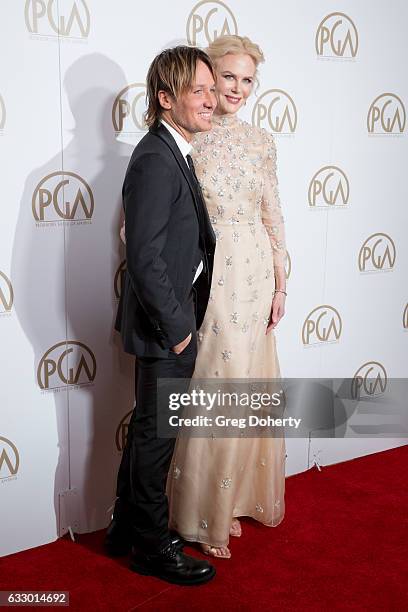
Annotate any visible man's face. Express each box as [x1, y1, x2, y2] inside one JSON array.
[[161, 60, 217, 141]]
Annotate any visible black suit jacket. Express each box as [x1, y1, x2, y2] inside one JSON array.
[[115, 123, 216, 358]]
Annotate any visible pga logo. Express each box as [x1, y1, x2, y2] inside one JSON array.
[[0, 271, 14, 314], [115, 410, 133, 452], [37, 341, 96, 390], [367, 94, 406, 134], [351, 362, 387, 400], [302, 305, 342, 346], [0, 436, 20, 480], [32, 171, 94, 223], [358, 233, 396, 273], [187, 0, 238, 46], [112, 84, 147, 135], [308, 166, 349, 208], [315, 12, 358, 58], [252, 89, 297, 134], [25, 0, 90, 38]]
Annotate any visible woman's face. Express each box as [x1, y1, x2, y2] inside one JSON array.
[[214, 53, 256, 115]]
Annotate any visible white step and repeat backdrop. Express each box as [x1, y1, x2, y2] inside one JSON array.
[[1, 0, 407, 557]]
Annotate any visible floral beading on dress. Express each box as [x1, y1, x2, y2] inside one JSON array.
[[167, 113, 286, 548]]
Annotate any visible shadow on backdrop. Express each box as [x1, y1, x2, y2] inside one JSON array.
[[11, 53, 138, 540]]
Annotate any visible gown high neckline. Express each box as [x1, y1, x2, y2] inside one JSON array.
[[211, 112, 239, 127]]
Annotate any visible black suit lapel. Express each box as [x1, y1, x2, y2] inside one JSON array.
[[151, 124, 201, 223], [151, 124, 216, 252]]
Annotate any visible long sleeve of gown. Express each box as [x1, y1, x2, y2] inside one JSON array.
[[260, 131, 287, 270]]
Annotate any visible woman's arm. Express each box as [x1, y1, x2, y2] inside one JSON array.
[[260, 130, 287, 331]]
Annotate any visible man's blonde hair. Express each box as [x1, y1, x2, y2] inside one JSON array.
[[145, 46, 215, 129]]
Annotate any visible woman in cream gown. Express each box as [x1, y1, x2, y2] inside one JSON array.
[[167, 36, 288, 558]]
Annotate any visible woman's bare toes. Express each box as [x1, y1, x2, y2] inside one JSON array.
[[230, 518, 242, 537], [201, 543, 231, 559], [214, 545, 231, 558]]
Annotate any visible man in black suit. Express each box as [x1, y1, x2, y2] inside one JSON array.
[[106, 47, 217, 585]]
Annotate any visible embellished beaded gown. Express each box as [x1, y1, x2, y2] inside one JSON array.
[[167, 113, 287, 548]]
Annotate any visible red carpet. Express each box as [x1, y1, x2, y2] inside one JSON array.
[[1, 445, 407, 611]]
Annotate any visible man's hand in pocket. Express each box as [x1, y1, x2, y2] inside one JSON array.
[[171, 332, 192, 355]]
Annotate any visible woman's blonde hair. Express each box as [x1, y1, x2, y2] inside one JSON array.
[[206, 35, 265, 80]]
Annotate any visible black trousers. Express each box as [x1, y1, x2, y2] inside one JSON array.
[[114, 323, 197, 552]]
